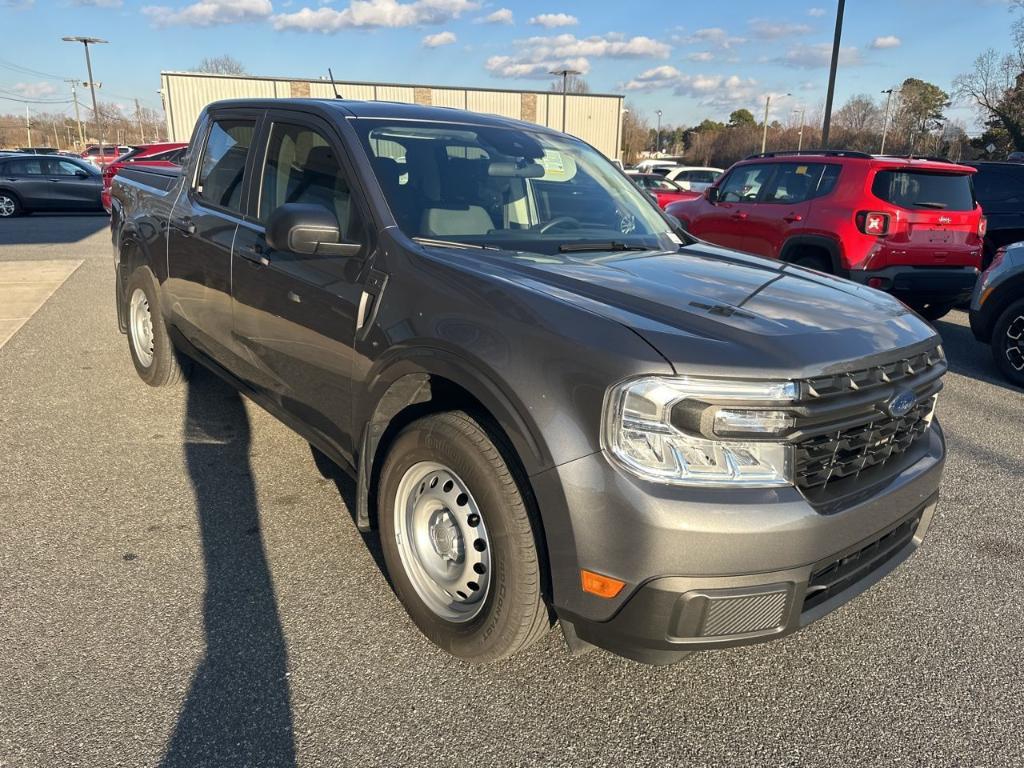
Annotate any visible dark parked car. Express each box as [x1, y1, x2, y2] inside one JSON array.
[[970, 242, 1024, 386], [968, 161, 1024, 268], [0, 153, 103, 217], [111, 99, 947, 665]]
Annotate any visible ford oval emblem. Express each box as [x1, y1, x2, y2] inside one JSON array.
[[887, 389, 917, 418]]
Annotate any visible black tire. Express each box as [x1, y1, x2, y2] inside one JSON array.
[[0, 190, 22, 218], [124, 268, 187, 387], [992, 297, 1024, 388], [789, 253, 832, 273], [910, 301, 955, 322], [378, 411, 550, 663]]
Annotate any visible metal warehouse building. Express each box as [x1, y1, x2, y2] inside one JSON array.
[[160, 71, 625, 159]]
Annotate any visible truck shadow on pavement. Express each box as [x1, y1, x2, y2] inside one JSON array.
[[160, 369, 296, 768]]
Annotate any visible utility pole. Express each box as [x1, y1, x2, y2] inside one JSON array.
[[549, 68, 581, 133], [879, 88, 895, 155], [821, 0, 846, 148], [25, 106, 32, 147], [65, 79, 85, 148], [62, 36, 108, 158], [134, 98, 146, 144], [53, 123, 60, 150], [794, 106, 806, 151], [761, 95, 772, 153], [656, 109, 663, 154]]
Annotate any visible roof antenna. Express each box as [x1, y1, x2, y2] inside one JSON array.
[[327, 68, 342, 99]]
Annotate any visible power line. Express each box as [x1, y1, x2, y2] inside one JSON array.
[[0, 94, 74, 104], [0, 57, 69, 81]]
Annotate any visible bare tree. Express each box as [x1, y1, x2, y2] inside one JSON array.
[[954, 45, 1024, 151], [620, 104, 650, 165], [194, 55, 247, 76], [833, 94, 882, 132], [548, 74, 590, 94]]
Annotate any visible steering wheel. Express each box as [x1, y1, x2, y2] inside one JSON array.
[[535, 216, 582, 234]]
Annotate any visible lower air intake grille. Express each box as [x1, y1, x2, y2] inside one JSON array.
[[803, 515, 920, 612], [700, 591, 789, 637]]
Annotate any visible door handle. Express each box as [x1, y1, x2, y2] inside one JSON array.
[[237, 249, 270, 267], [171, 216, 195, 235], [783, 214, 803, 223], [731, 212, 748, 220]]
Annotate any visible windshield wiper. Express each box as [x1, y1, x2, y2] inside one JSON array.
[[558, 241, 650, 253], [912, 201, 948, 209], [413, 237, 499, 251]]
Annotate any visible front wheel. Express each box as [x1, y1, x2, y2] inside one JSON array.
[[0, 191, 21, 218], [992, 298, 1024, 388], [378, 411, 550, 663]]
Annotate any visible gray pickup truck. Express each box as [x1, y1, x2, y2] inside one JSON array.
[[110, 98, 946, 665]]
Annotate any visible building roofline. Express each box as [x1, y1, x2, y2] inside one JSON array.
[[159, 70, 624, 100]]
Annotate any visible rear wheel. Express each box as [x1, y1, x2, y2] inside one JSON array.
[[910, 301, 956, 322], [0, 191, 21, 218], [378, 411, 550, 663], [125, 268, 187, 387], [992, 298, 1024, 388]]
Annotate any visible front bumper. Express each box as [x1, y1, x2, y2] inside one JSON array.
[[849, 265, 979, 304], [531, 425, 944, 665]]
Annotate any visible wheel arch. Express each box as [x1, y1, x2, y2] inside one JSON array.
[[0, 187, 24, 214], [979, 276, 1024, 343], [779, 235, 846, 277]]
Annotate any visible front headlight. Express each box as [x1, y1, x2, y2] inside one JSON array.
[[603, 376, 798, 487]]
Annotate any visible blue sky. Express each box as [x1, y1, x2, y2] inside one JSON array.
[[0, 0, 1019, 132]]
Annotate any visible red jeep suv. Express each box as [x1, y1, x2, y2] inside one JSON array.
[[665, 150, 985, 320]]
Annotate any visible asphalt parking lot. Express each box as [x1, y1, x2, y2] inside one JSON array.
[[1, 215, 1022, 768]]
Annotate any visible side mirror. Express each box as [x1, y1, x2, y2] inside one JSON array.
[[705, 187, 720, 204], [75, 170, 89, 178], [266, 203, 361, 257]]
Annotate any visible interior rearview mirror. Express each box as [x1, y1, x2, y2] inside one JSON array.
[[266, 203, 361, 257]]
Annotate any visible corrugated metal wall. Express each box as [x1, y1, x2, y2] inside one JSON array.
[[160, 72, 624, 158]]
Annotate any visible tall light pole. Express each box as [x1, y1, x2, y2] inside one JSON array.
[[62, 36, 108, 158], [549, 68, 581, 134], [794, 106, 806, 151], [820, 0, 846, 148], [761, 93, 791, 153], [879, 87, 895, 155], [656, 109, 663, 154]]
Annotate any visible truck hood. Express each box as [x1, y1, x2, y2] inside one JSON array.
[[428, 241, 939, 378]]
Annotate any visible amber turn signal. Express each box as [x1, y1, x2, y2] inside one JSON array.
[[580, 569, 625, 598]]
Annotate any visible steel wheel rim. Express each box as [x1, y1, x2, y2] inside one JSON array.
[[394, 461, 491, 623], [129, 287, 155, 368], [1006, 314, 1024, 372], [0, 196, 15, 217]]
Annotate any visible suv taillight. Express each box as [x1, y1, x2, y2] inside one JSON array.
[[856, 211, 890, 236], [979, 216, 988, 238]]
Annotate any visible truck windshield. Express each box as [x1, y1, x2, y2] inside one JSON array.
[[871, 170, 976, 211], [352, 119, 676, 255]]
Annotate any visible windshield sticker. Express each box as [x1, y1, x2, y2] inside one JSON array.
[[796, 165, 809, 175], [667, 232, 683, 244], [537, 151, 577, 182]]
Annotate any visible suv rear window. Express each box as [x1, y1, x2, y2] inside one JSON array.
[[871, 170, 975, 211]]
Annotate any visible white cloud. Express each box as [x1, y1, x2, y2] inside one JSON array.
[[422, 29, 456, 46], [684, 27, 745, 49], [748, 19, 811, 39], [475, 6, 511, 23], [72, 0, 124, 6], [777, 42, 861, 69], [143, 0, 271, 26], [686, 51, 714, 62], [807, 7, 825, 16], [528, 12, 576, 28], [622, 66, 758, 107], [273, 0, 478, 30], [11, 81, 57, 98], [485, 32, 670, 78], [870, 35, 901, 49]]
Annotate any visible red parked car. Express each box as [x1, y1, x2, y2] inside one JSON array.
[[101, 142, 188, 211], [626, 172, 701, 209], [666, 150, 985, 320], [80, 144, 133, 167]]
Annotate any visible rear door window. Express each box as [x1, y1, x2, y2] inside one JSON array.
[[196, 118, 255, 213], [7, 158, 44, 176], [972, 166, 1024, 209], [871, 170, 975, 211]]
